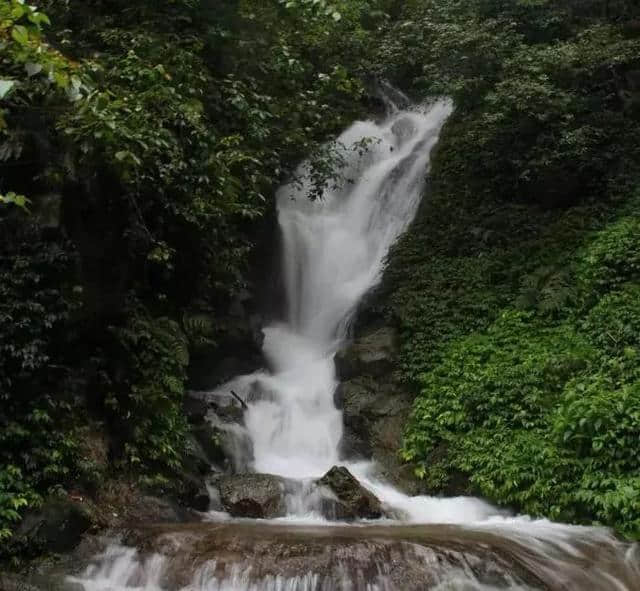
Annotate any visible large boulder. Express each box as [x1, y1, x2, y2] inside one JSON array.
[[317, 466, 382, 520], [334, 327, 397, 380], [90, 480, 197, 529], [218, 474, 286, 518]]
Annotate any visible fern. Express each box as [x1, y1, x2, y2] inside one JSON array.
[[152, 317, 190, 367], [182, 312, 215, 350], [517, 266, 575, 314]]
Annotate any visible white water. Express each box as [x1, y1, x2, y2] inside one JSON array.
[[66, 541, 537, 591], [221, 98, 516, 524], [247, 100, 450, 481]]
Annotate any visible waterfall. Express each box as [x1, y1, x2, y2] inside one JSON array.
[[244, 100, 453, 481]]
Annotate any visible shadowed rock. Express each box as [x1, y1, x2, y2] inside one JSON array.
[[335, 327, 397, 380], [17, 496, 92, 554]]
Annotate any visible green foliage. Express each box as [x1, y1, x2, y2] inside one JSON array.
[[398, 192, 640, 537], [404, 287, 640, 536], [576, 216, 640, 297], [376, 0, 640, 205], [0, 223, 88, 545], [0, 191, 28, 209], [0, 466, 38, 542], [182, 312, 216, 351], [0, 0, 384, 549], [367, 0, 640, 538], [109, 311, 190, 474]]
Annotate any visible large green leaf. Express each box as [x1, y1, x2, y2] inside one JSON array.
[[0, 80, 16, 100]]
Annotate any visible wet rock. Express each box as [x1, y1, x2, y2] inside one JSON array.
[[192, 422, 225, 465], [74, 523, 561, 590], [137, 496, 190, 523], [0, 575, 43, 591], [245, 380, 278, 404], [338, 378, 405, 457], [333, 382, 345, 409], [218, 474, 286, 518], [335, 374, 424, 493], [317, 466, 382, 520], [216, 422, 254, 473], [188, 307, 264, 392], [212, 401, 245, 424], [174, 455, 211, 512], [391, 117, 417, 146], [184, 434, 213, 476], [90, 480, 196, 528], [183, 393, 208, 424], [17, 495, 92, 553], [338, 430, 372, 460], [335, 327, 396, 380], [178, 472, 210, 512]]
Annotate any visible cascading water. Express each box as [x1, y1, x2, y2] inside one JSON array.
[[64, 100, 640, 591], [244, 98, 454, 482]]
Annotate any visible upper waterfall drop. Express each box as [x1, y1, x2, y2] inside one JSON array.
[[243, 100, 453, 481], [278, 100, 453, 344]]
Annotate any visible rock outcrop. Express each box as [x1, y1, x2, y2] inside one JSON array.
[[182, 391, 253, 474], [335, 326, 397, 380], [334, 326, 422, 494], [317, 466, 383, 520], [218, 474, 286, 518]]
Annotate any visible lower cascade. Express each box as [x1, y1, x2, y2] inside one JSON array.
[[63, 101, 639, 590]]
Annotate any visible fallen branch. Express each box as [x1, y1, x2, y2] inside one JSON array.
[[230, 390, 248, 410]]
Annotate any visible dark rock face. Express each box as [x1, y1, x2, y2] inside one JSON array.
[[215, 423, 254, 473], [334, 326, 426, 494], [335, 327, 397, 380], [90, 480, 198, 529], [189, 355, 260, 392], [317, 466, 382, 520], [214, 401, 245, 424], [183, 393, 209, 424], [17, 496, 92, 553], [183, 392, 251, 475], [337, 376, 415, 476], [178, 471, 211, 512], [192, 422, 226, 465], [218, 474, 286, 518]]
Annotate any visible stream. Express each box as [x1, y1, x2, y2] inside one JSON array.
[[65, 100, 639, 590]]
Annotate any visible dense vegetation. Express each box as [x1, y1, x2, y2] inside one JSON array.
[[374, 0, 640, 537], [0, 0, 386, 550], [1, 0, 640, 556]]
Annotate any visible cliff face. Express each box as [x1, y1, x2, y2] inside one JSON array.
[[333, 326, 418, 493]]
